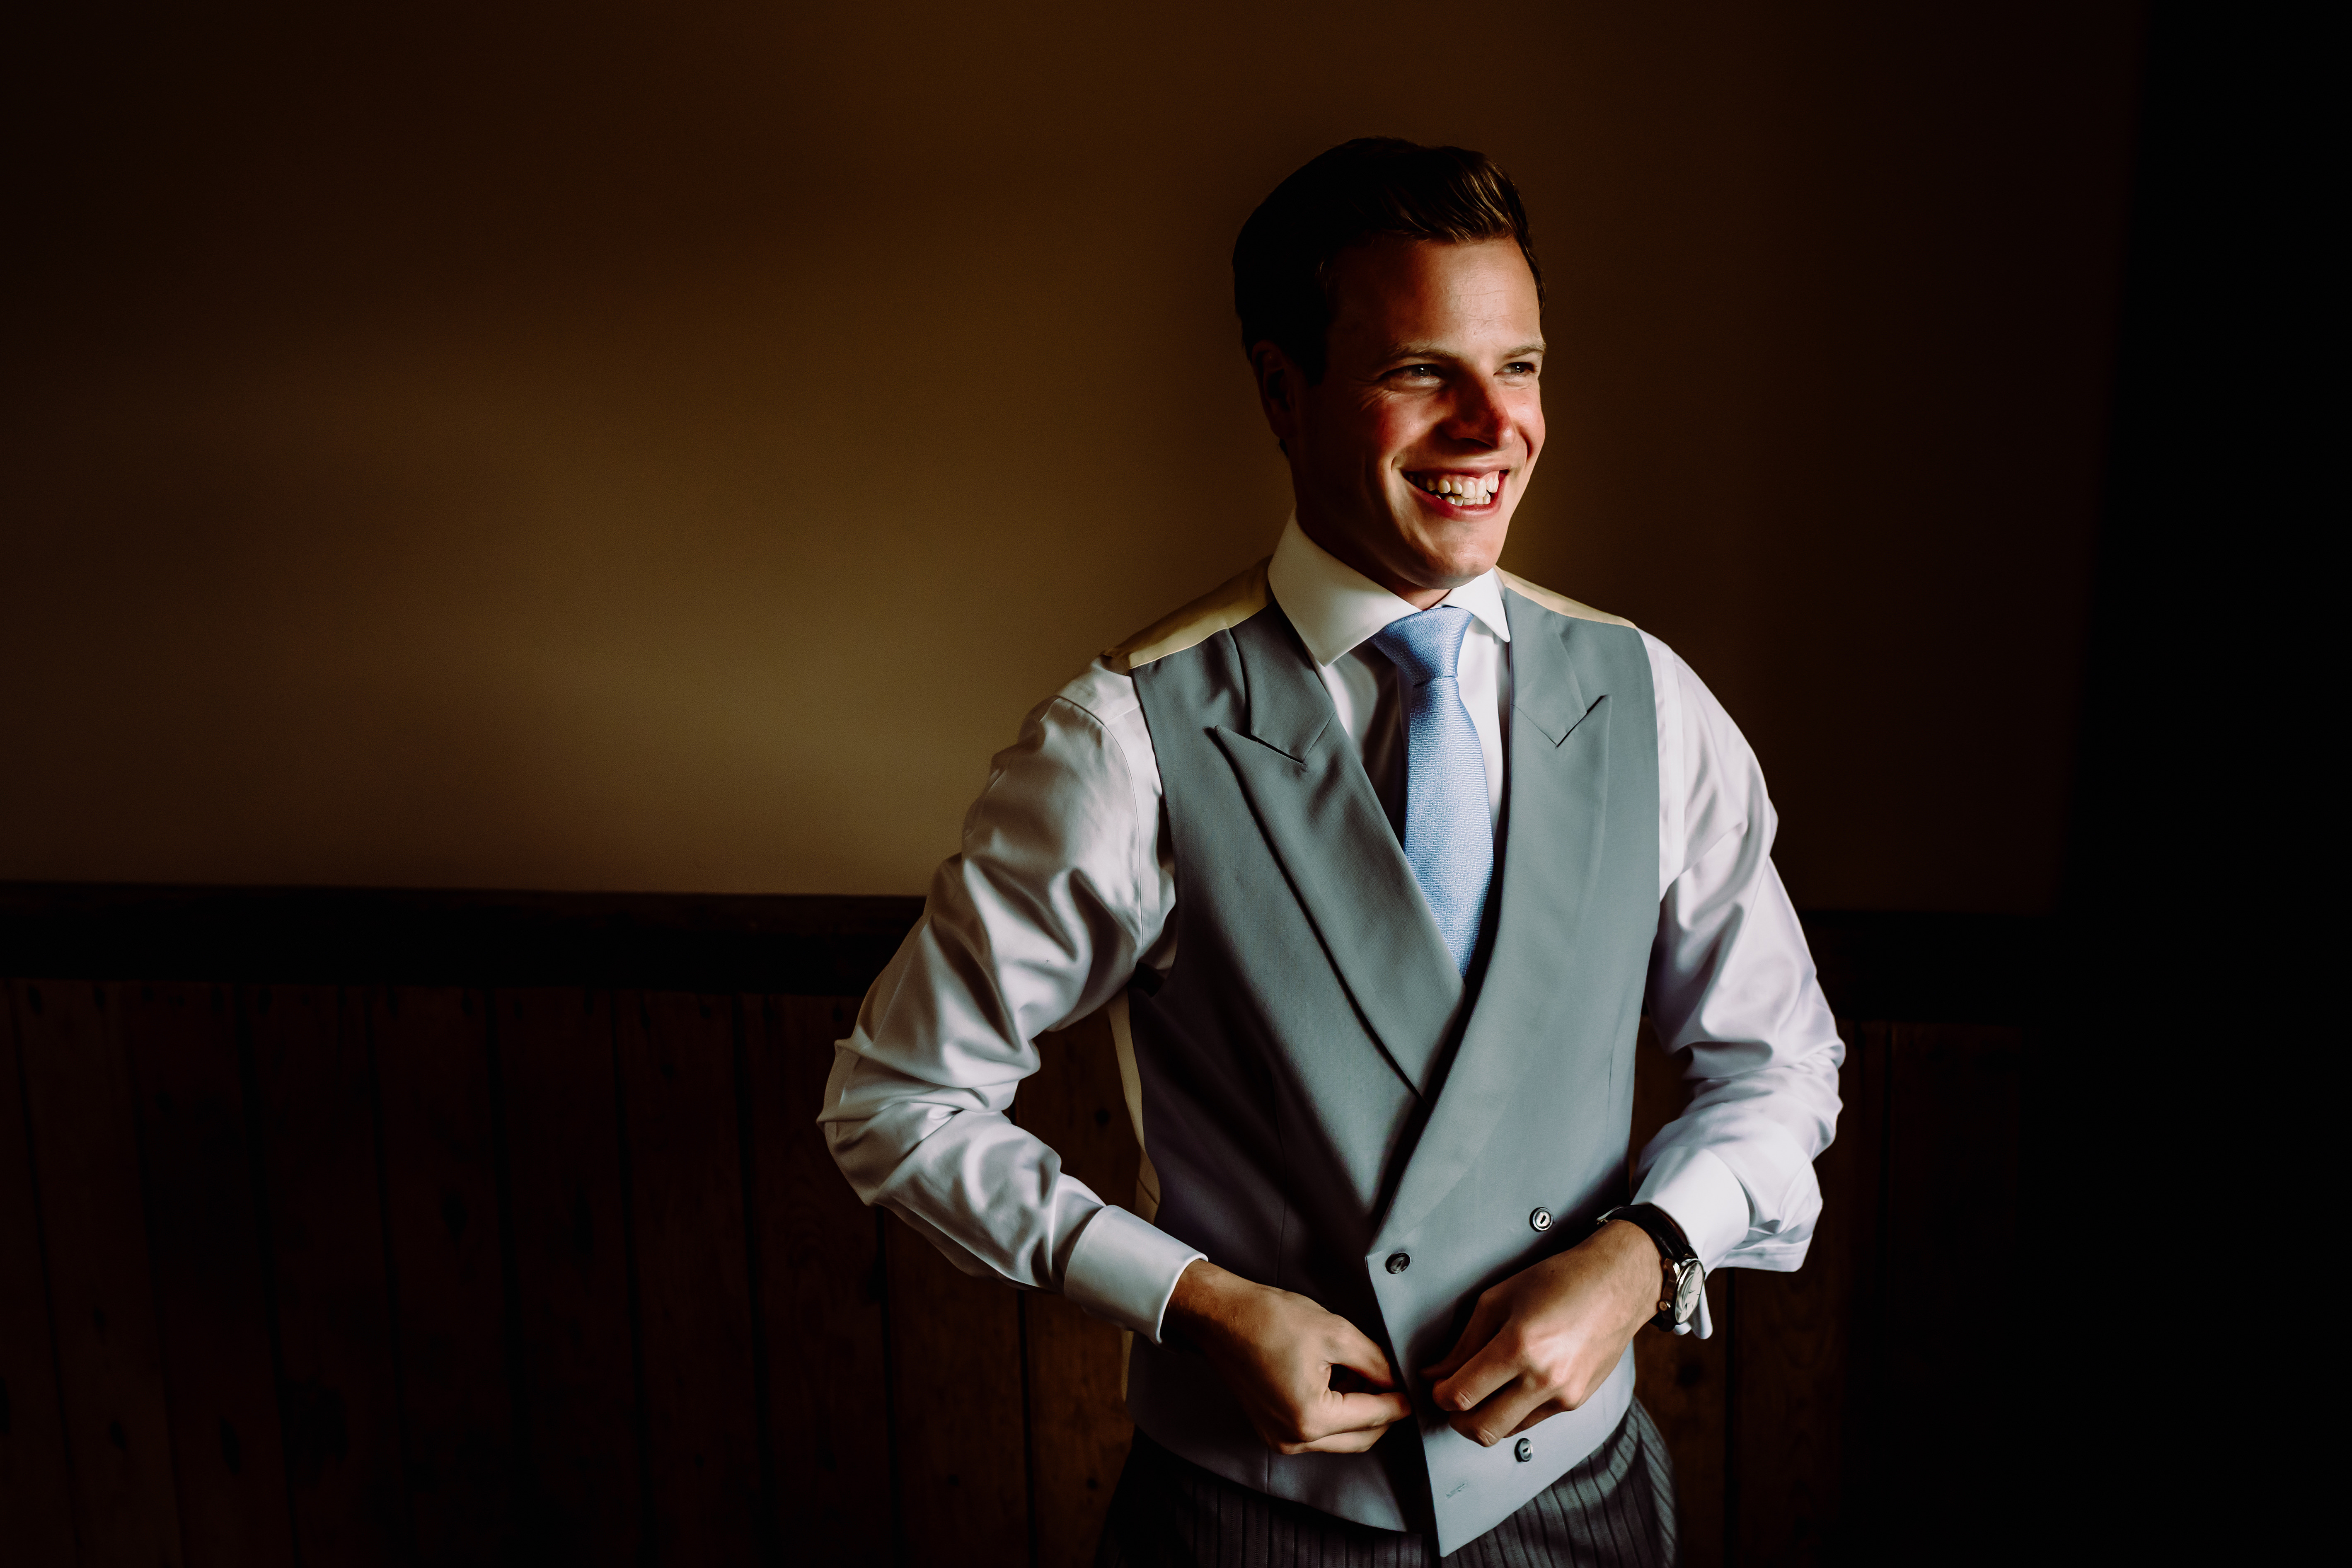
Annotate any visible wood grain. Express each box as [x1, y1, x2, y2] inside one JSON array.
[[118, 982, 297, 1568], [1628, 1017, 1728, 1568], [249, 984, 412, 1565], [10, 980, 188, 1567], [745, 994, 893, 1566], [615, 991, 765, 1563], [884, 1205, 1029, 1566], [0, 898, 2033, 1565], [1732, 1019, 1880, 1567], [1016, 1010, 1139, 1568], [493, 987, 646, 1565], [0, 982, 78, 1565], [371, 986, 514, 1564]]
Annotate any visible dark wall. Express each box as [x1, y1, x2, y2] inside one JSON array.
[[2030, 4, 2325, 1561], [1, 3, 2139, 912]]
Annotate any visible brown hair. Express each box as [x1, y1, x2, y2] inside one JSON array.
[[1232, 137, 1542, 383]]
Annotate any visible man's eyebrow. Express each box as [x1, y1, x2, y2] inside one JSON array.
[[1382, 340, 1548, 362]]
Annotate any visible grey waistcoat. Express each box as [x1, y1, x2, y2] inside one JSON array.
[[1120, 579, 1659, 1554]]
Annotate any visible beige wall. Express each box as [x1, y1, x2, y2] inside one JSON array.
[[1, 3, 2138, 911]]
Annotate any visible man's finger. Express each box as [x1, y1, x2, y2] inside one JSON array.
[[1503, 1401, 1566, 1440], [1286, 1389, 1413, 1452], [1449, 1377, 1550, 1448], [1291, 1425, 1389, 1455], [1430, 1335, 1521, 1417], [1319, 1389, 1414, 1435], [1292, 1425, 1391, 1455]]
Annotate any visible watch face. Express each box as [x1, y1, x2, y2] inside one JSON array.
[[1672, 1263, 1704, 1324]]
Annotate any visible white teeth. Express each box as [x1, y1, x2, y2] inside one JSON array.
[[1415, 473, 1501, 500]]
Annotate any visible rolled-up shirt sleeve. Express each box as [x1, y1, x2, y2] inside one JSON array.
[[818, 663, 1204, 1342], [1633, 635, 1845, 1312]]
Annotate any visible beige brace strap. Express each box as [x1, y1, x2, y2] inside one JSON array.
[[1104, 991, 1162, 1223], [1103, 558, 1272, 675], [1496, 568, 1637, 629], [1104, 989, 1162, 1397]]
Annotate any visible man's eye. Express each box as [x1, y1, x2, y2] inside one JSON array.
[[1503, 361, 1539, 376], [1396, 364, 1442, 380]]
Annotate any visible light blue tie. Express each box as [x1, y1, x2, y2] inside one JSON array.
[[1370, 607, 1493, 975]]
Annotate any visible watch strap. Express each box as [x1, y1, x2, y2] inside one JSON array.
[[1596, 1203, 1702, 1329]]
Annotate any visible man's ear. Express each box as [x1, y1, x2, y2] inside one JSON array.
[[1249, 341, 1302, 451]]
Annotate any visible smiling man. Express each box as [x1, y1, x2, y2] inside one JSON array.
[[823, 140, 1843, 1564]]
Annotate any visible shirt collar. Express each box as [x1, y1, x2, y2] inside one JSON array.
[[1266, 515, 1512, 668]]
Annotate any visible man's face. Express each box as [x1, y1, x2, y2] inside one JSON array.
[[1255, 236, 1545, 604]]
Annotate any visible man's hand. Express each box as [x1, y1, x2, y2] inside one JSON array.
[[1418, 1219, 1663, 1447], [1164, 1260, 1415, 1455]]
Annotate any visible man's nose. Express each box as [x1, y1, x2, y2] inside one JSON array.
[[1440, 375, 1510, 446]]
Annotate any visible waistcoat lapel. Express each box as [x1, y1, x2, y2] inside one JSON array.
[[1378, 590, 1612, 1244], [1208, 607, 1463, 1095]]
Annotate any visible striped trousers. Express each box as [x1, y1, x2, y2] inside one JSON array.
[[1094, 1401, 1678, 1568]]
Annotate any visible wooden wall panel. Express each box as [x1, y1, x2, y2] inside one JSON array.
[[9, 980, 187, 1566], [118, 983, 297, 1568], [746, 995, 893, 1566], [616, 991, 764, 1562], [371, 986, 513, 1564], [0, 935, 2025, 1566], [1017, 1011, 1141, 1568], [249, 984, 411, 1565], [0, 984, 78, 1566], [1733, 1020, 1881, 1567], [884, 1210, 1029, 1566], [494, 988, 646, 1565]]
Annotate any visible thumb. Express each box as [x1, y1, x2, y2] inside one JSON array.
[[1323, 1317, 1399, 1391]]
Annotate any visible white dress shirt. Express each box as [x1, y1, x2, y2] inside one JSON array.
[[822, 519, 1844, 1345]]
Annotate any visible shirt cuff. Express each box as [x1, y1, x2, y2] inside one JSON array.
[[1634, 1145, 1751, 1277], [1062, 1205, 1205, 1343]]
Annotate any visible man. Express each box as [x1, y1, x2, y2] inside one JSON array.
[[823, 139, 1842, 1563]]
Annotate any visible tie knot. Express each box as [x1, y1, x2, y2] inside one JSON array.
[[1371, 605, 1474, 685]]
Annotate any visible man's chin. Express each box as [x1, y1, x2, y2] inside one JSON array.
[[1396, 519, 1512, 592], [1297, 503, 1509, 599]]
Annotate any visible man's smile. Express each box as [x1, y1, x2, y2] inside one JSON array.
[[1405, 469, 1507, 513]]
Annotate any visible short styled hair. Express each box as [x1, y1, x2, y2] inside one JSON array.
[[1232, 138, 1542, 383]]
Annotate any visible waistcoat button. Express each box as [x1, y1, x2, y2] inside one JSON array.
[[1384, 1252, 1410, 1274], [1514, 1437, 1533, 1462], [1529, 1207, 1553, 1232]]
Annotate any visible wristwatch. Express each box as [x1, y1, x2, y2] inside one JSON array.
[[1595, 1203, 1705, 1331]]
